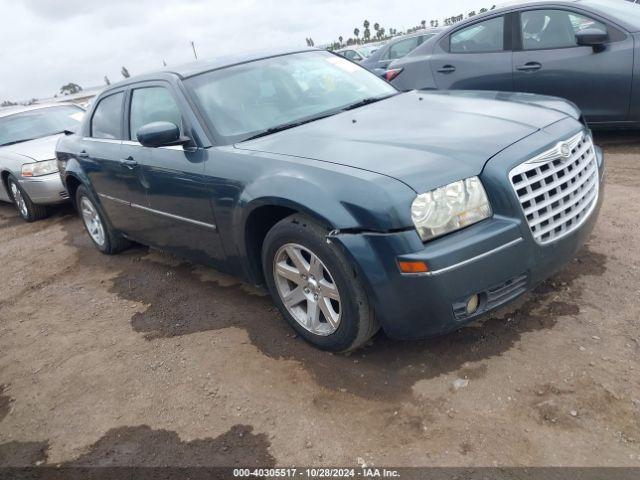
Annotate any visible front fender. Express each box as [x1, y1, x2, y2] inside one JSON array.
[[236, 165, 415, 236]]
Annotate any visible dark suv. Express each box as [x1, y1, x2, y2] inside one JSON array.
[[56, 48, 604, 351]]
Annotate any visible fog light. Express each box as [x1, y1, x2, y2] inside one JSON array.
[[466, 294, 479, 315]]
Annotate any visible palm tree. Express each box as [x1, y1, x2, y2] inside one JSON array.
[[338, 35, 343, 46], [353, 28, 360, 43], [421, 19, 426, 29], [121, 66, 130, 78], [363, 19, 369, 30]]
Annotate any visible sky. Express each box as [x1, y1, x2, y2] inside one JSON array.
[[0, 0, 490, 101]]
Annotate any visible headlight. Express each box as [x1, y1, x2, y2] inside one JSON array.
[[411, 176, 492, 242], [21, 159, 59, 177]]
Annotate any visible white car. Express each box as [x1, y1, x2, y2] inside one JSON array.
[[0, 103, 84, 221]]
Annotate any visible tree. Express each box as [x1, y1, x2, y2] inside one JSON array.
[[363, 27, 370, 42], [421, 19, 426, 29], [121, 66, 130, 78], [338, 35, 343, 46], [363, 19, 369, 30], [60, 83, 82, 95], [353, 28, 360, 43], [373, 22, 379, 33], [104, 76, 111, 85], [1, 100, 17, 107]]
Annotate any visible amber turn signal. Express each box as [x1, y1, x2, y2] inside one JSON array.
[[398, 260, 429, 274]]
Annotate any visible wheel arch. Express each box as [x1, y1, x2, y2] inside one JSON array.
[[241, 198, 338, 285]]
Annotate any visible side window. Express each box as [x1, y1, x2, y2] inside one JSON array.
[[521, 9, 607, 50], [129, 87, 182, 140], [385, 37, 420, 60], [450, 16, 504, 53], [91, 93, 124, 139]]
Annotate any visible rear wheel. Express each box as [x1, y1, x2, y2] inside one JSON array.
[[75, 185, 130, 254], [7, 175, 48, 222], [262, 214, 379, 352]]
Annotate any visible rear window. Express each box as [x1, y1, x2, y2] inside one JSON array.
[[91, 92, 124, 140]]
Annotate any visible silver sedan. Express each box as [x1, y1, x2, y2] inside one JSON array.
[[0, 103, 84, 221]]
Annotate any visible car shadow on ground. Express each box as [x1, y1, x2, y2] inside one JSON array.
[[57, 211, 607, 402]]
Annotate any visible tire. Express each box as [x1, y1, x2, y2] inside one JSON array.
[[75, 185, 130, 254], [7, 175, 48, 222], [262, 214, 379, 352]]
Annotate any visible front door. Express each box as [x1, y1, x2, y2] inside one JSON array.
[[126, 84, 225, 264], [81, 90, 148, 235], [513, 8, 634, 124], [432, 15, 514, 91]]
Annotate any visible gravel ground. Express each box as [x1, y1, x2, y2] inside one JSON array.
[[0, 133, 639, 467]]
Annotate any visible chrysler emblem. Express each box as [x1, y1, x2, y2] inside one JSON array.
[[560, 143, 571, 158]]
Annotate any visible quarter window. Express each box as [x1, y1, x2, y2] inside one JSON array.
[[520, 9, 607, 50], [129, 87, 182, 140], [450, 16, 504, 53], [91, 93, 124, 139]]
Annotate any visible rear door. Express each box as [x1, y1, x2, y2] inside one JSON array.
[[431, 14, 514, 91], [80, 90, 148, 234], [126, 83, 225, 263], [512, 8, 634, 124]]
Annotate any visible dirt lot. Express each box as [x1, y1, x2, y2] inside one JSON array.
[[0, 133, 639, 468]]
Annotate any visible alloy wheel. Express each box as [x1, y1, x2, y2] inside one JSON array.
[[9, 181, 28, 218], [80, 196, 106, 247], [273, 243, 342, 336]]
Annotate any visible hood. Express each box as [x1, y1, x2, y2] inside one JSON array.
[[236, 91, 571, 192], [0, 134, 62, 162]]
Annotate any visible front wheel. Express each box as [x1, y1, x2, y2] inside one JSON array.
[[7, 175, 48, 222], [262, 214, 379, 352], [75, 185, 130, 254]]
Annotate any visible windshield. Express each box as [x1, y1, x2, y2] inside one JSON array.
[[584, 0, 640, 30], [0, 106, 84, 146], [185, 50, 397, 144]]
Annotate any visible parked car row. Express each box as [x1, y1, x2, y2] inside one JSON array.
[[49, 48, 604, 352]]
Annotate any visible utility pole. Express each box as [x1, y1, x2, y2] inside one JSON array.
[[190, 41, 198, 60]]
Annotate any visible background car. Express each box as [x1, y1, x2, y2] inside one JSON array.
[[360, 29, 444, 77], [335, 46, 378, 62], [0, 104, 84, 221], [388, 0, 640, 128]]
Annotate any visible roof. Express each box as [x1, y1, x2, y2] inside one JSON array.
[[0, 102, 78, 118], [103, 46, 318, 93], [452, 0, 640, 32]]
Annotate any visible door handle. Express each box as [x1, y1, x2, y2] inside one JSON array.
[[437, 65, 456, 73], [78, 151, 89, 158], [119, 157, 138, 169], [516, 62, 542, 72]]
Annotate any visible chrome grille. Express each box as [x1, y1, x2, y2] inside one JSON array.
[[510, 132, 598, 245]]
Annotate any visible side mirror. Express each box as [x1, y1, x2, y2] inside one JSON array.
[[575, 28, 608, 49], [136, 121, 189, 148]]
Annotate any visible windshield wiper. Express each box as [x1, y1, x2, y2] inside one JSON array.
[[242, 112, 338, 142], [341, 93, 398, 112], [0, 131, 68, 147], [0, 137, 38, 147]]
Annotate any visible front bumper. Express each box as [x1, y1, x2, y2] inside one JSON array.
[[19, 172, 69, 205], [333, 133, 605, 340]]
